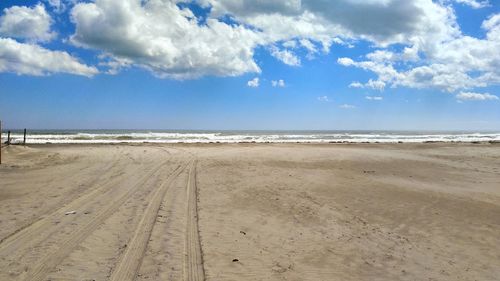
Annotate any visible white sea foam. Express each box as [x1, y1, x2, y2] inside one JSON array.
[[2, 131, 500, 144]]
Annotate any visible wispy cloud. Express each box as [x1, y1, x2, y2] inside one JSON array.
[[339, 104, 356, 109], [456, 92, 498, 101], [317, 96, 330, 102], [348, 79, 385, 91], [269, 46, 301, 66], [272, 79, 285, 87], [247, 77, 259, 87], [453, 0, 490, 9], [366, 96, 383, 101]]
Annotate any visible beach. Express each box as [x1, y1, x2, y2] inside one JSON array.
[[0, 143, 499, 280]]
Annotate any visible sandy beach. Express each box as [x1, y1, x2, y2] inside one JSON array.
[[0, 143, 499, 281]]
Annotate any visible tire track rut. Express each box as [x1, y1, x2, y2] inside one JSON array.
[[0, 155, 177, 281], [110, 161, 189, 281], [0, 149, 123, 245], [184, 160, 205, 281], [21, 159, 175, 281]]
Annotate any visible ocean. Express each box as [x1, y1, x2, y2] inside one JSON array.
[[2, 130, 500, 144]]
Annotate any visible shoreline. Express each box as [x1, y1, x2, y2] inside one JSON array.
[[2, 139, 500, 145], [2, 130, 499, 145]]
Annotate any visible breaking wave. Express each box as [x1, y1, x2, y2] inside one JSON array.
[[2, 130, 500, 144]]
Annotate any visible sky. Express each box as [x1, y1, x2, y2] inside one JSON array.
[[0, 0, 499, 130]]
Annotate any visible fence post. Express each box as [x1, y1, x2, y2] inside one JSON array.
[[7, 130, 10, 145], [0, 120, 2, 164], [23, 128, 26, 146]]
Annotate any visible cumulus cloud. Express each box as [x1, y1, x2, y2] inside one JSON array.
[[203, 0, 460, 47], [70, 0, 263, 79], [247, 77, 259, 87], [0, 4, 96, 77], [337, 11, 500, 93], [0, 4, 55, 42], [0, 37, 98, 76], [0, 0, 497, 89], [338, 57, 355, 66], [456, 92, 499, 101], [317, 96, 330, 102], [62, 0, 499, 89], [66, 0, 468, 78], [272, 79, 285, 87]]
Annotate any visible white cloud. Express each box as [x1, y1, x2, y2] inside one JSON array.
[[204, 0, 463, 49], [348, 81, 363, 88], [317, 96, 330, 102], [0, 4, 56, 42], [339, 104, 356, 109], [348, 78, 386, 91], [247, 77, 259, 87], [365, 79, 386, 91], [0, 37, 98, 76], [44, 0, 79, 13], [46, 0, 62, 9], [269, 46, 301, 66], [272, 79, 285, 87], [0, 4, 96, 77], [282, 40, 297, 49], [70, 0, 263, 79], [456, 92, 499, 101], [0, 0, 493, 88], [44, 0, 78, 13], [338, 57, 355, 66], [207, 0, 450, 63], [452, 0, 489, 9], [366, 96, 383, 101], [62, 0, 499, 88], [337, 12, 500, 93], [299, 38, 318, 58]]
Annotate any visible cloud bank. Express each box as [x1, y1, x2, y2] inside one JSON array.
[[0, 37, 98, 77], [0, 0, 498, 95], [456, 91, 499, 101], [70, 0, 262, 79]]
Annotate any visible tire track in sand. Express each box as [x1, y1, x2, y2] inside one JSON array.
[[184, 160, 206, 281], [20, 160, 175, 281], [0, 147, 123, 245], [0, 162, 129, 259], [0, 146, 176, 257], [110, 161, 190, 281]]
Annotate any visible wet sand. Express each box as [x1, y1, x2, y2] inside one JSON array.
[[0, 143, 499, 280]]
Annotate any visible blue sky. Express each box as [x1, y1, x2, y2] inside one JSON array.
[[0, 0, 499, 130]]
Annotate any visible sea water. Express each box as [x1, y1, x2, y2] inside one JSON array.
[[2, 130, 500, 144]]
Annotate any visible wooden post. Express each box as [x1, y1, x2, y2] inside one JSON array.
[[7, 130, 10, 145], [0, 120, 2, 164], [23, 128, 26, 146]]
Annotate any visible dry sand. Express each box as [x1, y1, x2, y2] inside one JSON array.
[[0, 143, 499, 281]]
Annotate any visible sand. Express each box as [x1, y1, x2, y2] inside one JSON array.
[[0, 143, 499, 281]]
